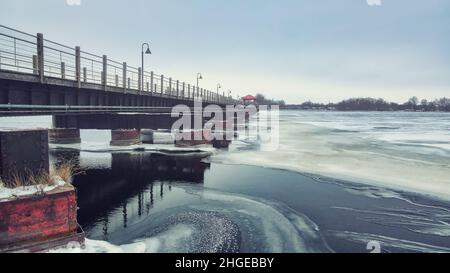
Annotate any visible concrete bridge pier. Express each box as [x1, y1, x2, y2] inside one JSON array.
[[140, 129, 154, 144], [48, 128, 81, 144], [0, 128, 84, 252], [110, 129, 141, 146], [0, 129, 50, 185]]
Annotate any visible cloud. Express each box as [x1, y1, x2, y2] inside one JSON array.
[[66, 0, 81, 6], [367, 0, 382, 6]]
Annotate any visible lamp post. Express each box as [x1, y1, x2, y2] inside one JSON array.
[[141, 43, 151, 93], [196, 73, 203, 98], [216, 83, 221, 102]]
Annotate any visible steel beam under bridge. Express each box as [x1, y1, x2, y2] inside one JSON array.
[[0, 76, 225, 117], [52, 113, 212, 130]]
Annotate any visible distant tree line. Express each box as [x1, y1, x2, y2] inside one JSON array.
[[254, 93, 286, 106], [282, 97, 450, 112]]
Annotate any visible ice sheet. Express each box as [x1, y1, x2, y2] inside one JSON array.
[[214, 111, 450, 200]]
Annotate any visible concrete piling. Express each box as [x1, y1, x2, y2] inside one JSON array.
[[140, 129, 154, 144], [110, 129, 141, 146], [0, 129, 49, 186], [48, 128, 81, 144], [0, 128, 84, 252], [212, 138, 232, 149], [0, 185, 81, 252]]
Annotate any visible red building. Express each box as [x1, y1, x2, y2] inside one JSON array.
[[242, 95, 256, 105]]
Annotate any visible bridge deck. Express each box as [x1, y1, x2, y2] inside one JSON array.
[[0, 25, 237, 117]]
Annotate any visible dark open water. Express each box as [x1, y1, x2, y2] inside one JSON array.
[[51, 149, 450, 253]]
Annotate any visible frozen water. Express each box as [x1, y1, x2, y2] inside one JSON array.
[[215, 111, 450, 199]]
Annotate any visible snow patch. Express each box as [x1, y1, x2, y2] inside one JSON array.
[[0, 178, 66, 201], [50, 238, 151, 253]]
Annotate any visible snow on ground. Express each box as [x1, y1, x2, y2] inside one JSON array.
[[49, 239, 148, 253], [0, 178, 66, 201]]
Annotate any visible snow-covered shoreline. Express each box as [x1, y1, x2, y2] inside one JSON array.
[[0, 177, 66, 201], [48, 239, 149, 253]]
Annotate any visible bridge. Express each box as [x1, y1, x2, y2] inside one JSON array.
[[0, 25, 237, 113], [0, 24, 240, 125], [0, 25, 259, 253], [0, 25, 247, 187]]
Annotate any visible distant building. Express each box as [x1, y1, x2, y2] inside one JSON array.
[[242, 95, 256, 105]]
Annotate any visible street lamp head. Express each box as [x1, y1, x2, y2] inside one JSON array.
[[142, 43, 151, 54], [199, 75, 203, 80]]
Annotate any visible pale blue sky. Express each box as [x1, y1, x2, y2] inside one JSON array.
[[1, 0, 449, 103]]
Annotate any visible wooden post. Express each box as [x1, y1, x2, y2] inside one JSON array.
[[187, 84, 190, 99], [160, 75, 164, 96], [75, 46, 81, 88], [83, 67, 87, 82], [37, 33, 44, 83], [61, 62, 65, 79], [182, 82, 185, 98], [102, 55, 107, 90], [32, 55, 38, 75], [150, 71, 154, 94], [138, 67, 142, 94], [122, 62, 127, 92]]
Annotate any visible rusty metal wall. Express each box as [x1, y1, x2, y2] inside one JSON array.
[[0, 187, 78, 249]]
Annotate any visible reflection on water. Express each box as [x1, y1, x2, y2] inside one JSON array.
[[50, 148, 450, 253], [50, 150, 210, 239], [50, 149, 329, 253]]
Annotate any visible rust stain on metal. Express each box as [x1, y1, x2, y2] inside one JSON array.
[[0, 186, 79, 251], [110, 129, 141, 146], [48, 128, 81, 144]]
